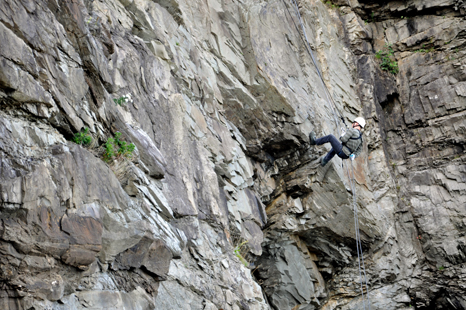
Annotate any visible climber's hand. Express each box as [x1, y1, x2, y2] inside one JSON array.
[[350, 154, 355, 161]]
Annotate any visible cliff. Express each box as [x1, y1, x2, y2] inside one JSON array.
[[0, 0, 465, 309]]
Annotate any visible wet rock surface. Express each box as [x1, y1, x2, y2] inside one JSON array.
[[0, 0, 464, 309]]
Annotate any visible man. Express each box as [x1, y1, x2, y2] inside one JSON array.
[[309, 117, 365, 167]]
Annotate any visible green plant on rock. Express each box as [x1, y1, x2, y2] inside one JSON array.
[[103, 132, 136, 163], [414, 44, 435, 53], [323, 0, 339, 9], [438, 266, 445, 271], [113, 93, 133, 106], [103, 138, 116, 162], [375, 44, 399, 74], [73, 127, 92, 146], [234, 241, 249, 267]]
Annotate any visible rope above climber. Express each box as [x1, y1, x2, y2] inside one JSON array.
[[309, 117, 365, 167]]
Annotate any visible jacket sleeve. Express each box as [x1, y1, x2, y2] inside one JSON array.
[[339, 129, 354, 143], [353, 138, 363, 157]]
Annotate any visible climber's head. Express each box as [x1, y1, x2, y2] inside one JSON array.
[[353, 117, 366, 129]]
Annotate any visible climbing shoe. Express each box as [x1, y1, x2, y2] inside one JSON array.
[[309, 131, 316, 145], [320, 156, 329, 167]]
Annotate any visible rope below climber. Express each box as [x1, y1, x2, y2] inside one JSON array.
[[309, 117, 365, 166]]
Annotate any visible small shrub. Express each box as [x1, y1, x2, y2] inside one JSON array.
[[114, 132, 136, 158], [375, 44, 399, 74], [103, 138, 116, 162], [113, 93, 133, 106], [103, 132, 136, 163], [73, 127, 92, 146], [438, 266, 445, 271]]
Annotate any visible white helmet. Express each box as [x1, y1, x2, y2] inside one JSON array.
[[354, 117, 366, 128]]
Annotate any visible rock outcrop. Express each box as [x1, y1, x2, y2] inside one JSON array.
[[0, 0, 464, 309]]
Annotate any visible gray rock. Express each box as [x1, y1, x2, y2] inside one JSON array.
[[124, 124, 167, 178], [1, 0, 465, 309]]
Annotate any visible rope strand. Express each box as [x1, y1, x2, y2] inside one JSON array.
[[289, 0, 347, 131], [350, 162, 372, 309]]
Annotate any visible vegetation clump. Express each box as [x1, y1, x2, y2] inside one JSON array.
[[234, 241, 249, 267], [73, 127, 92, 146], [103, 132, 136, 163], [414, 43, 435, 53], [375, 44, 399, 74], [113, 93, 133, 106], [321, 0, 339, 9]]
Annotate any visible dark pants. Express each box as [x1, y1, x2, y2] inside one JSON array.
[[315, 134, 349, 162]]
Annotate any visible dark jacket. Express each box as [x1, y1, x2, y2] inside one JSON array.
[[340, 128, 363, 157]]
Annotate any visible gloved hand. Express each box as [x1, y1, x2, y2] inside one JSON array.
[[340, 128, 346, 137], [350, 154, 355, 161]]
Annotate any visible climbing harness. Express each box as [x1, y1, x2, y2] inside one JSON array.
[[281, 0, 371, 308], [339, 132, 362, 156], [337, 149, 349, 159]]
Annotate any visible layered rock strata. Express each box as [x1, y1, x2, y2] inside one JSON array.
[[0, 0, 464, 309]]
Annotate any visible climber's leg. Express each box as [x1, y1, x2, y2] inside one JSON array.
[[315, 135, 343, 153], [321, 149, 336, 166], [315, 135, 343, 167]]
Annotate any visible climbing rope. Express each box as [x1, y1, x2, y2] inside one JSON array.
[[281, 0, 371, 308], [282, 0, 347, 133], [349, 163, 371, 308]]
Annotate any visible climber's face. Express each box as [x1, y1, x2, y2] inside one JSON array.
[[353, 122, 361, 130]]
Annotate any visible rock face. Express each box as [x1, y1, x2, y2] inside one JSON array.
[[0, 0, 464, 309]]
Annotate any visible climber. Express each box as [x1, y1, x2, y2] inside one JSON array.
[[309, 117, 365, 167]]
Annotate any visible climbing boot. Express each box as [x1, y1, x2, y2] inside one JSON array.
[[321, 156, 329, 167], [309, 131, 316, 145]]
